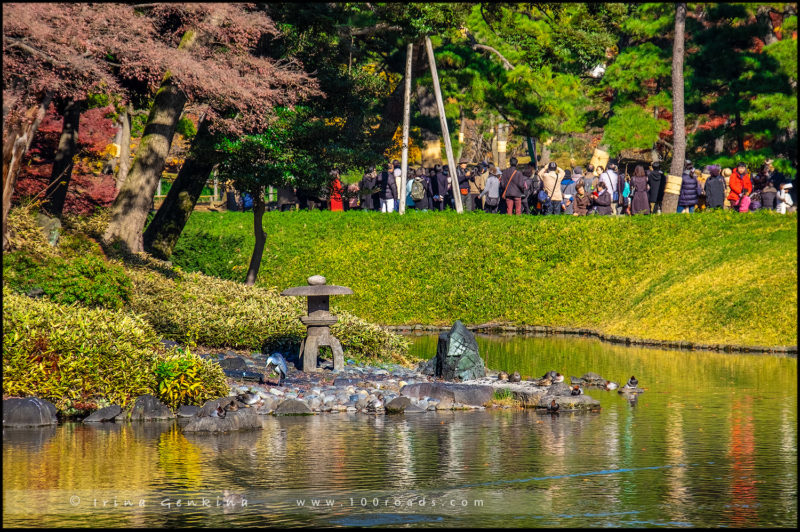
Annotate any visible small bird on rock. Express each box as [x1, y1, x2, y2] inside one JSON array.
[[237, 393, 260, 407], [212, 405, 226, 418], [498, 371, 509, 381], [509, 371, 521, 383], [266, 353, 289, 386], [604, 380, 619, 391], [553, 373, 564, 383], [224, 400, 239, 412], [570, 385, 583, 396]]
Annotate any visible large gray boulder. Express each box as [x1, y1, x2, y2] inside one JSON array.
[[537, 394, 601, 411], [3, 397, 58, 427], [129, 394, 175, 421], [274, 399, 312, 415], [384, 396, 413, 413], [83, 405, 122, 423], [218, 356, 248, 371], [183, 407, 261, 433], [434, 321, 485, 381], [400, 382, 494, 408]]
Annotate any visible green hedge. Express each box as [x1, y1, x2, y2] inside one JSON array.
[[172, 209, 798, 347], [2, 289, 228, 414]]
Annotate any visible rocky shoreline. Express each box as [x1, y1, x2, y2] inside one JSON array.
[[383, 324, 798, 356]]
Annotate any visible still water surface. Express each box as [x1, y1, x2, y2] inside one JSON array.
[[3, 335, 797, 527]]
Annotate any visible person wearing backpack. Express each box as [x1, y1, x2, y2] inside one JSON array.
[[560, 169, 576, 215], [409, 168, 428, 210], [479, 166, 501, 213], [539, 162, 565, 215], [500, 156, 525, 215]]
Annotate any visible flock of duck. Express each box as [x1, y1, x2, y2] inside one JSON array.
[[497, 370, 641, 413]]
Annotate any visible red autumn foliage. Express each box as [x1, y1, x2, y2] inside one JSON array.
[[3, 3, 321, 135], [13, 103, 119, 215]]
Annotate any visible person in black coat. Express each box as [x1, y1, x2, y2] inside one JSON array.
[[704, 165, 726, 210], [432, 164, 449, 211], [377, 164, 398, 212], [359, 167, 378, 211], [647, 162, 666, 213]]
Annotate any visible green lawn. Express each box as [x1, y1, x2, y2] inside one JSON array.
[[172, 209, 798, 347]]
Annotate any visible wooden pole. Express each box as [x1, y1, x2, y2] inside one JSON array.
[[399, 42, 413, 215], [424, 35, 463, 213]]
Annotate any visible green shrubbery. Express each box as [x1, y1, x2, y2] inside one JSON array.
[[4, 251, 133, 310], [2, 289, 228, 414], [172, 209, 798, 347]]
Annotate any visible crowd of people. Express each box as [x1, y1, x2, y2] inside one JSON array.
[[266, 156, 796, 216]]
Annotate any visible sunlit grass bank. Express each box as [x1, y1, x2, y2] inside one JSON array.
[[173, 209, 797, 347]]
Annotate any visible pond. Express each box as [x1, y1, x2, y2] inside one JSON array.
[[3, 335, 797, 528]]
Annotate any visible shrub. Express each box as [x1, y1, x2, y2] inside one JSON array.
[[124, 264, 411, 364], [3, 251, 133, 310], [2, 289, 228, 414], [154, 349, 229, 409]]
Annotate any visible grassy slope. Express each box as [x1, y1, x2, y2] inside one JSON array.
[[172, 209, 798, 347]]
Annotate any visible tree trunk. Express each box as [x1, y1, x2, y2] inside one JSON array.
[[669, 3, 687, 178], [2, 91, 53, 250], [455, 107, 465, 162], [42, 99, 83, 217], [399, 42, 413, 215], [102, 26, 202, 253], [244, 188, 266, 286], [424, 35, 462, 213], [143, 118, 216, 259], [102, 79, 187, 253], [539, 142, 552, 169], [115, 104, 132, 190]]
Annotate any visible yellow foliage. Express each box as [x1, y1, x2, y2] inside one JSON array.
[[384, 125, 422, 164]]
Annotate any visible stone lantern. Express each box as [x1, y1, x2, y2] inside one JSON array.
[[281, 275, 353, 372]]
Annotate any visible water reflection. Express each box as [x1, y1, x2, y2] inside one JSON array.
[[3, 335, 796, 528]]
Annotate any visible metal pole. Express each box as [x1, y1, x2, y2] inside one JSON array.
[[399, 42, 413, 215], [424, 35, 463, 213]]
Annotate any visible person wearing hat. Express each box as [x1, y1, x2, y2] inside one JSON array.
[[479, 166, 501, 213], [727, 162, 752, 210]]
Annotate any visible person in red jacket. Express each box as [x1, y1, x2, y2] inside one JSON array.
[[328, 170, 344, 212], [727, 162, 752, 210]]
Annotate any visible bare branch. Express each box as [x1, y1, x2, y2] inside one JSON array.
[[472, 43, 514, 70], [3, 36, 64, 67]]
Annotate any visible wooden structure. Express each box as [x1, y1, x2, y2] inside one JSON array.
[[280, 275, 353, 372]]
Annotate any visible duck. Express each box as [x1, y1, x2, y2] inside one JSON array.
[[541, 370, 557, 380], [553, 373, 564, 383], [604, 380, 619, 391], [266, 352, 289, 386], [224, 400, 239, 412], [546, 399, 560, 413], [237, 393, 260, 407], [537, 376, 553, 387], [498, 371, 509, 381], [623, 376, 639, 389], [570, 385, 583, 396], [509, 371, 521, 383], [211, 405, 226, 418]]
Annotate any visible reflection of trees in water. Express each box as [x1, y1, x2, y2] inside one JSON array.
[[664, 403, 690, 524]]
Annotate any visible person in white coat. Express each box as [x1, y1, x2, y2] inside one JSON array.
[[776, 182, 794, 214]]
